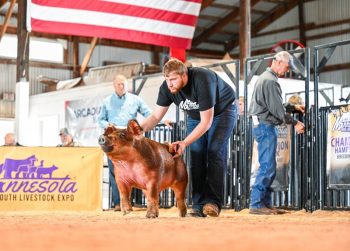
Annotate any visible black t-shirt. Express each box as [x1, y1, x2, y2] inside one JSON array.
[[156, 67, 236, 120]]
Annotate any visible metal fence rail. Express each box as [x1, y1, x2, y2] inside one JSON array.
[[313, 39, 350, 211], [318, 106, 350, 210], [242, 48, 311, 211], [106, 40, 350, 212]]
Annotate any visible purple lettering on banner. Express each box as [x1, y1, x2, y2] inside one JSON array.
[[0, 155, 78, 194]]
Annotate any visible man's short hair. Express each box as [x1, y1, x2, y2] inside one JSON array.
[[114, 74, 127, 83], [274, 51, 292, 63], [163, 58, 188, 77], [113, 74, 127, 90]]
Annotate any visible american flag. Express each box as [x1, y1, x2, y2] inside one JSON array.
[[27, 0, 202, 49]]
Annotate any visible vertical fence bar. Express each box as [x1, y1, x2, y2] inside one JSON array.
[[314, 39, 350, 211]]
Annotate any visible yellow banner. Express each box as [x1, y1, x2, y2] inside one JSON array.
[[0, 147, 103, 211], [326, 104, 350, 188]]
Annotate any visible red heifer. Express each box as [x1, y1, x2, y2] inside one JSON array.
[[98, 120, 188, 218]]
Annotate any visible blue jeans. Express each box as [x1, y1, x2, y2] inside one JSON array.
[[108, 158, 120, 207], [250, 123, 278, 209], [187, 104, 237, 210]]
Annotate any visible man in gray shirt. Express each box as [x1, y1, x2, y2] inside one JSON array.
[[249, 51, 305, 215]]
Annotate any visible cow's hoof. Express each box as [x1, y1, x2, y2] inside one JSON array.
[[146, 212, 158, 218], [179, 209, 187, 217], [123, 210, 132, 216]]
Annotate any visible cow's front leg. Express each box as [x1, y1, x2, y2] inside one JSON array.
[[117, 182, 133, 215], [144, 182, 159, 218]]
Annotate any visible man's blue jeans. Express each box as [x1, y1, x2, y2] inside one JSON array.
[[108, 158, 120, 207], [187, 104, 237, 210], [250, 123, 278, 209]]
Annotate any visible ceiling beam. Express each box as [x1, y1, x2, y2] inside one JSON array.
[[251, 8, 268, 15], [205, 39, 227, 45], [225, 0, 299, 51], [307, 18, 350, 30], [199, 14, 221, 22], [252, 0, 299, 36], [248, 17, 350, 38], [262, 0, 315, 2], [206, 2, 266, 15], [261, 0, 287, 3], [200, 0, 215, 10], [254, 24, 301, 37], [193, 0, 261, 47], [307, 28, 350, 41], [0, 0, 15, 43], [210, 3, 237, 9], [195, 26, 234, 36], [79, 37, 98, 76]]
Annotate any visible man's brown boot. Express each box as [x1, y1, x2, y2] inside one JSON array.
[[249, 207, 278, 215]]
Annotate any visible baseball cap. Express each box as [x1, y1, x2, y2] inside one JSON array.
[[274, 51, 297, 71], [59, 128, 69, 136]]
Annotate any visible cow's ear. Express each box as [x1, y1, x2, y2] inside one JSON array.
[[104, 124, 116, 135], [127, 119, 143, 136]]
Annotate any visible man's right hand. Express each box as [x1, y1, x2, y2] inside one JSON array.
[[295, 121, 305, 134]]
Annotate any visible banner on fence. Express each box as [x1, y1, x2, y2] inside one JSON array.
[[65, 96, 106, 146], [251, 125, 290, 191], [0, 147, 103, 211], [327, 105, 350, 188]]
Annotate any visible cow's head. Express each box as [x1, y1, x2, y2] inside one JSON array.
[[98, 120, 143, 153]]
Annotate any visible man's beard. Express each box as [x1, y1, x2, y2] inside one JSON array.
[[169, 87, 180, 94]]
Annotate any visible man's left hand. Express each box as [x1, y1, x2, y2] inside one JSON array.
[[294, 105, 305, 113], [171, 141, 187, 158], [295, 121, 305, 134]]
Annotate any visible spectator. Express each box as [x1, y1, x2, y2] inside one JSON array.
[[238, 96, 245, 115], [3, 133, 21, 146], [57, 128, 79, 147], [288, 94, 304, 106], [248, 51, 305, 215], [98, 74, 153, 211], [140, 58, 238, 217]]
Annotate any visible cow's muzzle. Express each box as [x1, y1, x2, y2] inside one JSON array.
[[98, 135, 113, 152]]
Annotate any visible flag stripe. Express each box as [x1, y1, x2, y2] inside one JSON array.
[[31, 19, 192, 49], [31, 0, 199, 26], [101, 0, 202, 15], [30, 3, 195, 39], [29, 0, 202, 49]]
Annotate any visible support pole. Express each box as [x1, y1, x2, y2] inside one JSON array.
[[298, 0, 307, 46], [239, 0, 251, 78], [17, 0, 29, 82], [72, 36, 80, 78]]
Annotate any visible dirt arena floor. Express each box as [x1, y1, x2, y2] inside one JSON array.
[[1, 208, 349, 251]]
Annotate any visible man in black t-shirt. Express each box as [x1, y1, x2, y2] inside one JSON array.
[[140, 58, 237, 217]]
